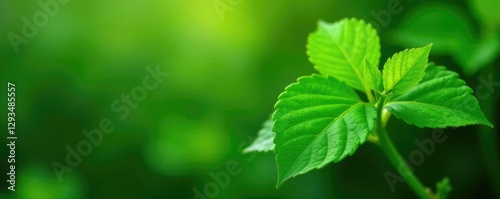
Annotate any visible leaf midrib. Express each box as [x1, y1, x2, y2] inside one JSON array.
[[389, 52, 427, 91], [384, 101, 482, 120], [282, 102, 365, 179], [328, 34, 368, 92]]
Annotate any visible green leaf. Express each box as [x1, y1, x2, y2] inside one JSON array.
[[466, 34, 500, 75], [307, 18, 380, 91], [436, 177, 452, 199], [382, 44, 432, 95], [273, 75, 377, 187], [385, 64, 493, 128], [244, 119, 275, 153], [364, 59, 383, 92], [390, 3, 499, 75], [469, 0, 500, 29], [390, 3, 475, 55]]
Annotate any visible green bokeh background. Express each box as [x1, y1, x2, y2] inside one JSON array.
[[1, 0, 499, 198]]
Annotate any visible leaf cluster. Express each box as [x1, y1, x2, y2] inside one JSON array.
[[245, 18, 492, 190]]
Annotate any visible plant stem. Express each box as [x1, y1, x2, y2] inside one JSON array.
[[477, 67, 500, 199], [376, 98, 434, 199], [367, 134, 379, 144], [378, 126, 433, 199], [365, 88, 376, 104]]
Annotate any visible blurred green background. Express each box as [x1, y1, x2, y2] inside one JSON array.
[[0, 0, 499, 198]]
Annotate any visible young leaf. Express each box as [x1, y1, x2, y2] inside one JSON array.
[[391, 3, 499, 75], [436, 177, 452, 199], [244, 119, 275, 153], [307, 18, 380, 91], [391, 3, 475, 56], [469, 0, 500, 29], [364, 59, 383, 92], [382, 44, 432, 95], [273, 75, 377, 187], [385, 64, 493, 128]]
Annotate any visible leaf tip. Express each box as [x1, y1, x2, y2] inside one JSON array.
[[479, 115, 494, 128], [275, 174, 288, 189], [275, 182, 281, 189], [242, 147, 252, 154], [317, 19, 330, 29], [424, 43, 433, 51]]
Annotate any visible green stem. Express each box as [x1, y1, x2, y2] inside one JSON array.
[[376, 99, 434, 199], [378, 126, 433, 199], [478, 67, 500, 198], [365, 88, 375, 104]]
